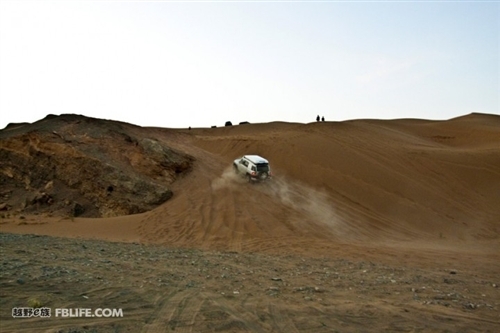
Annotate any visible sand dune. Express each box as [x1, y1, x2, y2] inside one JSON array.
[[141, 113, 500, 250], [2, 113, 499, 257]]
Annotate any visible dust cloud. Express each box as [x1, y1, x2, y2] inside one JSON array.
[[210, 166, 246, 191], [211, 167, 341, 230], [265, 176, 341, 229]]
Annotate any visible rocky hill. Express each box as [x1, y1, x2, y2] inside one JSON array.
[[0, 114, 193, 217]]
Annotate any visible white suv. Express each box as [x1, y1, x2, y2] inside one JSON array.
[[233, 155, 272, 182]]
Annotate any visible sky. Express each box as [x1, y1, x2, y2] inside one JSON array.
[[0, 0, 498, 129]]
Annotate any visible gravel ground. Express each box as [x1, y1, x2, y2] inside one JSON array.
[[1, 233, 499, 333]]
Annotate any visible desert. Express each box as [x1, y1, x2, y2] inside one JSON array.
[[1, 113, 499, 332]]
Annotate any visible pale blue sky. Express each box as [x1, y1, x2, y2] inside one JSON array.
[[0, 1, 498, 129]]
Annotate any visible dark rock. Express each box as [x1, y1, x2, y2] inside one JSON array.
[[72, 203, 85, 217], [4, 122, 30, 130], [0, 114, 194, 217], [31, 192, 53, 205], [43, 114, 58, 120], [464, 302, 476, 310]]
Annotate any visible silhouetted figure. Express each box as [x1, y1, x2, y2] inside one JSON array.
[[321, 116, 325, 122], [225, 121, 232, 127], [316, 115, 320, 122]]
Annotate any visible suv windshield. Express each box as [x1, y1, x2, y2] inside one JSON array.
[[256, 163, 269, 172]]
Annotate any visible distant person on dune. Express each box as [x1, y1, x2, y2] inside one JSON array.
[[321, 116, 325, 122], [316, 115, 320, 122]]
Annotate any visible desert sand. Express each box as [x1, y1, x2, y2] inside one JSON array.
[[1, 113, 499, 332]]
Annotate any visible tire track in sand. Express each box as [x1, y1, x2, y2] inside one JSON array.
[[141, 290, 204, 333], [268, 303, 300, 333]]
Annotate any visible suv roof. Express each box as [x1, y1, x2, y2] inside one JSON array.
[[243, 155, 269, 164]]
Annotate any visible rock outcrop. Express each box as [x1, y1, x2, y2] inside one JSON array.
[[0, 114, 194, 217]]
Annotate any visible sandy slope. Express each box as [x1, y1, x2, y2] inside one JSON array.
[[2, 113, 499, 257], [1, 114, 498, 267], [136, 113, 498, 254]]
